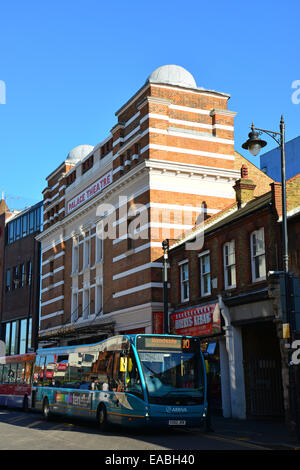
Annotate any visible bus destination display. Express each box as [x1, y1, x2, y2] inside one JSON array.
[[137, 336, 196, 352]]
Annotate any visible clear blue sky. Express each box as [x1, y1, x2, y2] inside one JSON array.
[[0, 0, 299, 210]]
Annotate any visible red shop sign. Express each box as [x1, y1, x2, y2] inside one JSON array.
[[169, 303, 221, 337]]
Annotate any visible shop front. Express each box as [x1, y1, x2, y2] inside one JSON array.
[[169, 302, 223, 414]]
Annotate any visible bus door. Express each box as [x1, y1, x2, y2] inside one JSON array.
[[108, 348, 145, 425]]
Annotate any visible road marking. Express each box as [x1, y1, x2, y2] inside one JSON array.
[[8, 416, 27, 424], [27, 420, 43, 428]]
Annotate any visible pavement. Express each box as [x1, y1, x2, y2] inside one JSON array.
[[206, 413, 300, 450]]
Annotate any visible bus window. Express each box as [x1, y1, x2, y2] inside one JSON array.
[[0, 365, 3, 383], [91, 349, 114, 391], [79, 352, 99, 389], [68, 352, 84, 388], [16, 363, 26, 383], [124, 348, 143, 399], [112, 352, 125, 391], [43, 354, 57, 386], [33, 355, 45, 386], [2, 364, 9, 383], [53, 355, 68, 387], [24, 362, 33, 385], [8, 364, 17, 383]]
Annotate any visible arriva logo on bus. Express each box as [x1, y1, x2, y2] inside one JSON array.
[[165, 407, 188, 413]]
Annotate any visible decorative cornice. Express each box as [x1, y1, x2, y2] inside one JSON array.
[[210, 108, 237, 118]]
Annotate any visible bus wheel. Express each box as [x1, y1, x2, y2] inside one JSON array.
[[23, 395, 29, 413], [42, 398, 51, 421], [97, 404, 108, 431]]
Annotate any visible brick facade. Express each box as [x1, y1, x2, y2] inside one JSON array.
[[168, 173, 300, 420], [36, 65, 273, 347]]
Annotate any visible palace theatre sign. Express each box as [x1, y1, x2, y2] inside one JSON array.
[[67, 170, 112, 214], [169, 302, 221, 337]]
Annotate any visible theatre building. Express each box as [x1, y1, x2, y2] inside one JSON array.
[[37, 64, 257, 347]]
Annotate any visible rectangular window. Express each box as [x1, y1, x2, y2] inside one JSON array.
[[12, 266, 19, 290], [33, 355, 45, 386], [22, 214, 28, 236], [44, 354, 59, 387], [19, 319, 27, 354], [16, 362, 26, 383], [95, 234, 103, 263], [35, 207, 42, 231], [223, 241, 236, 289], [8, 363, 17, 383], [29, 210, 35, 233], [5, 269, 11, 292], [8, 222, 14, 243], [251, 228, 266, 282], [179, 262, 189, 302], [5, 323, 11, 355], [20, 264, 25, 287], [199, 252, 211, 296], [83, 289, 90, 319], [96, 284, 103, 315], [71, 292, 78, 322], [84, 237, 90, 269], [27, 261, 32, 285], [10, 321, 19, 355], [15, 218, 21, 240], [27, 318, 32, 351], [72, 238, 79, 273]]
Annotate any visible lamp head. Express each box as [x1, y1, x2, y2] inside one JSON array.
[[162, 239, 169, 252], [242, 124, 267, 156]]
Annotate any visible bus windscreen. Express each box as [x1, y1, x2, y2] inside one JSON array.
[[136, 336, 204, 405]]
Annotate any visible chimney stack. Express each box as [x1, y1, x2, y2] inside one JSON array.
[[233, 165, 256, 208]]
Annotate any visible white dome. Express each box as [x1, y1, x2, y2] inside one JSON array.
[[67, 144, 94, 163], [147, 65, 197, 89]]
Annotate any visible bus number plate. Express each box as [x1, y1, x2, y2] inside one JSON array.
[[168, 420, 186, 426]]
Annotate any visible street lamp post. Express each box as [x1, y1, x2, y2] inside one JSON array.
[[162, 239, 169, 334], [242, 117, 288, 274], [242, 116, 299, 439]]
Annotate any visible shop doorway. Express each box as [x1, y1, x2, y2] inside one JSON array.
[[242, 321, 284, 419]]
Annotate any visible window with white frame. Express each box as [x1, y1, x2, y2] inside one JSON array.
[[95, 233, 103, 263], [250, 228, 266, 281], [72, 238, 79, 273], [83, 235, 90, 269], [71, 292, 78, 322], [179, 261, 189, 302], [223, 241, 236, 289], [199, 252, 211, 296], [96, 284, 103, 315], [83, 289, 90, 319]]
